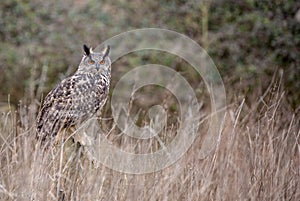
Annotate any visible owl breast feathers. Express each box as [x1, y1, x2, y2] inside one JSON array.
[[36, 45, 111, 144]]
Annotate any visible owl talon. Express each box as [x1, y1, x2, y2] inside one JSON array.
[[73, 132, 94, 146]]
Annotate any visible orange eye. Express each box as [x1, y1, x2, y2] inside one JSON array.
[[88, 60, 95, 64], [100, 60, 105, 65]]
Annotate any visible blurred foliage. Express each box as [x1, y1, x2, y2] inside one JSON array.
[[0, 0, 299, 108], [209, 0, 300, 106]]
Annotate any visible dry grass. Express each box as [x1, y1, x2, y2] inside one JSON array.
[[0, 77, 299, 201]]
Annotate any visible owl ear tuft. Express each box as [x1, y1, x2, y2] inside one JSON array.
[[83, 44, 90, 56], [102, 45, 110, 58], [89, 47, 94, 53]]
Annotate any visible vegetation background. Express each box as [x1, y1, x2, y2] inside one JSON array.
[[0, 0, 299, 200]]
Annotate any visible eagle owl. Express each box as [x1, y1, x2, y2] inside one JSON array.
[[36, 44, 111, 145]]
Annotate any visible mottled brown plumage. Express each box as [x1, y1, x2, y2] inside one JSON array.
[[36, 45, 111, 145]]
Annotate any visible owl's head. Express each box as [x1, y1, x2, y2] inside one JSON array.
[[78, 44, 111, 73]]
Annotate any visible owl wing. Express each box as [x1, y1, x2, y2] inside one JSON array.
[[36, 74, 108, 143]]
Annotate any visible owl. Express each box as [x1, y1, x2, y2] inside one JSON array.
[[36, 44, 111, 146]]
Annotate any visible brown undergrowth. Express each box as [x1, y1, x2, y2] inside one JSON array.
[[0, 76, 299, 201]]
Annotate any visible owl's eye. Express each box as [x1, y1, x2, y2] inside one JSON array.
[[100, 60, 105, 65], [88, 60, 95, 65]]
